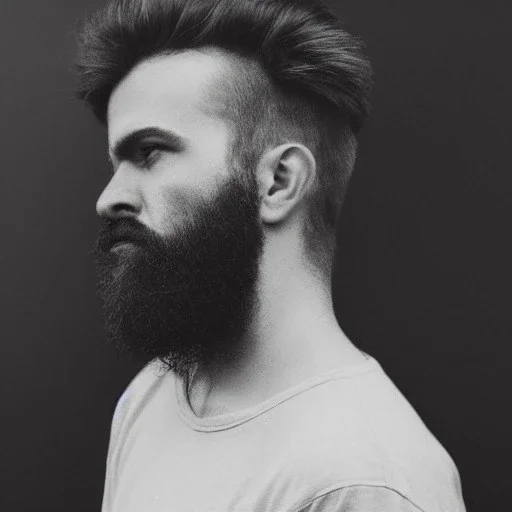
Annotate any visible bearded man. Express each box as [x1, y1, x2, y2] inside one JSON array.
[[75, 0, 466, 510]]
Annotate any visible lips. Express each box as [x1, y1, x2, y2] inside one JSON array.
[[107, 231, 146, 251], [110, 240, 135, 251], [97, 219, 151, 253], [99, 231, 145, 253]]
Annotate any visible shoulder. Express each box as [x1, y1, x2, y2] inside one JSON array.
[[109, 360, 169, 442], [269, 359, 465, 511], [118, 359, 167, 407], [102, 360, 170, 507]]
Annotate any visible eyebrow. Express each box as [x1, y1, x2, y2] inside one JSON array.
[[108, 127, 187, 164]]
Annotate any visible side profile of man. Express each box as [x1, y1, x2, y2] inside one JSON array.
[[75, 0, 466, 510]]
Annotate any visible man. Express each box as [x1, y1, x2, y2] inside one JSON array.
[[76, 0, 466, 510]]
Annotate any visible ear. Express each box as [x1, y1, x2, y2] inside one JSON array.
[[257, 143, 316, 225]]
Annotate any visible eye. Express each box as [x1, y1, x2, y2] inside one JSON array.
[[136, 144, 162, 168]]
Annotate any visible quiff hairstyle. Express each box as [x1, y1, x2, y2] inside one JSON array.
[[75, 0, 372, 274]]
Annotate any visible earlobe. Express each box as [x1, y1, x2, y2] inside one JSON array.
[[258, 143, 316, 225]]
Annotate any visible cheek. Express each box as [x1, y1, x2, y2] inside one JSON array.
[[161, 141, 230, 188], [146, 182, 209, 236], [141, 151, 229, 235]]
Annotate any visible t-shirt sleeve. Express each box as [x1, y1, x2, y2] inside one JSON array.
[[298, 485, 422, 512]]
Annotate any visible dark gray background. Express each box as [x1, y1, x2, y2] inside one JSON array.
[[1, 1, 510, 510]]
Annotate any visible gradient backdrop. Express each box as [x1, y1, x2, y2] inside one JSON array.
[[1, 0, 510, 510]]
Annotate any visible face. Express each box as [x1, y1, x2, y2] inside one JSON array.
[[99, 50, 234, 233], [94, 51, 264, 375]]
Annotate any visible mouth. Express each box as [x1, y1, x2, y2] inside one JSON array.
[[110, 240, 137, 252], [99, 223, 148, 253]]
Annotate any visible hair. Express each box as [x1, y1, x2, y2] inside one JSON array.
[[75, 0, 373, 275]]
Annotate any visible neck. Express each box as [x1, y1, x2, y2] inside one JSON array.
[[188, 233, 366, 418]]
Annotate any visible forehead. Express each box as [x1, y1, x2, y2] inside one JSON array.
[[107, 49, 231, 148]]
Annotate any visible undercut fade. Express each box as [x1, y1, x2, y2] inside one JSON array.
[[75, 0, 373, 275]]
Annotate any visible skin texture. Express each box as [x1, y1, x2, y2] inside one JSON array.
[[98, 49, 366, 418]]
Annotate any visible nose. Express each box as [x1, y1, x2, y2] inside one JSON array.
[[96, 165, 142, 220]]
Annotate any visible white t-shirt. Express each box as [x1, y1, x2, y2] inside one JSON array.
[[102, 355, 465, 512]]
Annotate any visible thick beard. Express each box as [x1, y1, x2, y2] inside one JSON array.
[[93, 173, 264, 377]]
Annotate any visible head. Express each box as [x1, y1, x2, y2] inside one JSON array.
[[75, 0, 372, 373]]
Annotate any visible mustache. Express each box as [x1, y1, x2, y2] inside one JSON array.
[[95, 217, 158, 253]]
